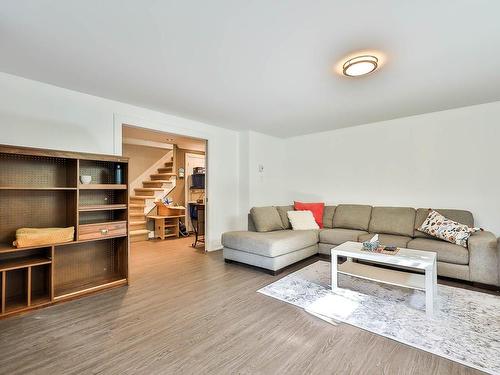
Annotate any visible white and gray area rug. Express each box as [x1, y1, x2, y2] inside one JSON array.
[[258, 261, 500, 374]]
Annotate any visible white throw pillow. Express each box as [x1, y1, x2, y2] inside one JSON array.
[[287, 210, 320, 230]]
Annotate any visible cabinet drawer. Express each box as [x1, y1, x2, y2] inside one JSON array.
[[78, 221, 127, 241]]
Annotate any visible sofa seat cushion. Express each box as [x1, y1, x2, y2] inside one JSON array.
[[407, 238, 469, 265], [320, 228, 368, 245], [221, 230, 318, 257], [333, 204, 372, 231], [358, 233, 412, 248], [369, 207, 416, 237]]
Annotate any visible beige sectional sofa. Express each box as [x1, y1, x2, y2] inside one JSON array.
[[222, 204, 500, 286]]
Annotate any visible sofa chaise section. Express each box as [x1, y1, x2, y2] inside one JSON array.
[[222, 229, 319, 274]]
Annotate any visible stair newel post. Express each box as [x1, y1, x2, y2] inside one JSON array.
[[172, 144, 178, 176]]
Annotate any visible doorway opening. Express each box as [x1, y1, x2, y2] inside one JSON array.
[[121, 124, 207, 251]]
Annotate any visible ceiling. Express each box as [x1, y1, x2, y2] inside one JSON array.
[[1, 1, 500, 137], [123, 125, 206, 152]]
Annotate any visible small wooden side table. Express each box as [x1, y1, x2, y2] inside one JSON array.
[[148, 215, 184, 240]]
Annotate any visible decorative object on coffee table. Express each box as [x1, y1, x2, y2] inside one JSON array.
[[362, 234, 379, 251]]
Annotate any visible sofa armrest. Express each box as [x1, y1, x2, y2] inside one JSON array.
[[468, 230, 499, 286]]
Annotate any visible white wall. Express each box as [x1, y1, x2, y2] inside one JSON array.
[[0, 72, 241, 250], [285, 101, 500, 235], [2, 71, 499, 238], [238, 131, 288, 227]]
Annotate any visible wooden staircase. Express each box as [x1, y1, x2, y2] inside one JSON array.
[[130, 159, 176, 242]]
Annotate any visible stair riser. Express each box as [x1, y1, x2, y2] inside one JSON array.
[[130, 234, 149, 243], [135, 192, 155, 197], [129, 214, 145, 219], [130, 197, 150, 204], [150, 173, 175, 179], [129, 207, 145, 212], [130, 224, 147, 231], [157, 167, 173, 173], [142, 182, 168, 188]]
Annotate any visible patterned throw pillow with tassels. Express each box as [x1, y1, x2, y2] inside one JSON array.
[[417, 210, 482, 247]]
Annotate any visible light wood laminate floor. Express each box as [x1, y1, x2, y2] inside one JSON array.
[[0, 237, 487, 374]]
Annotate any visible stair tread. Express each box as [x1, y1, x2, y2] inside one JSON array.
[[130, 229, 149, 235], [164, 161, 173, 165], [143, 180, 172, 184], [135, 188, 164, 191], [130, 213, 145, 216], [151, 173, 176, 177], [132, 195, 154, 199], [130, 204, 145, 207]]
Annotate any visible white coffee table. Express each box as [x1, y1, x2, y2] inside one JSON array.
[[331, 241, 437, 316]]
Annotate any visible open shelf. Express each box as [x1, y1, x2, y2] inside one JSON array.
[[30, 264, 51, 305], [78, 204, 127, 212], [4, 268, 28, 313], [79, 189, 127, 207], [0, 189, 77, 246], [54, 275, 126, 299], [79, 184, 127, 190], [79, 160, 127, 185], [0, 244, 52, 254], [54, 237, 127, 298], [0, 153, 77, 189], [0, 256, 51, 272], [79, 209, 127, 225]]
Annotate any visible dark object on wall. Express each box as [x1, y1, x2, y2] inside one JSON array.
[[178, 167, 185, 178], [191, 173, 205, 189], [193, 167, 205, 174]]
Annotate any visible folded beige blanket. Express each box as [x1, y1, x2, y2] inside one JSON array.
[[13, 227, 75, 248]]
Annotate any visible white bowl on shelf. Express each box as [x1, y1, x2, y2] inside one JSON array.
[[80, 175, 92, 184]]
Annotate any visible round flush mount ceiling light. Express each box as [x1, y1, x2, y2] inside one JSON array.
[[342, 55, 378, 77]]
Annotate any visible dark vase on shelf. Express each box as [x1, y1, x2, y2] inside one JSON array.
[[115, 164, 123, 184]]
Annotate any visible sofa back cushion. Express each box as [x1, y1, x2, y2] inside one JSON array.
[[332, 204, 372, 231], [369, 207, 416, 237], [250, 206, 284, 232], [414, 208, 474, 238], [323, 206, 336, 228], [276, 205, 294, 229], [248, 214, 256, 231]]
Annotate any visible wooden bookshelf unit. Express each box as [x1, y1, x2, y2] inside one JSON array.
[[0, 144, 129, 318]]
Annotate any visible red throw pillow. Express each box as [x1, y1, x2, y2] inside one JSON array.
[[294, 201, 325, 228]]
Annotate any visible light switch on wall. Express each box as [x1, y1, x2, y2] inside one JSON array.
[[258, 164, 264, 173]]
